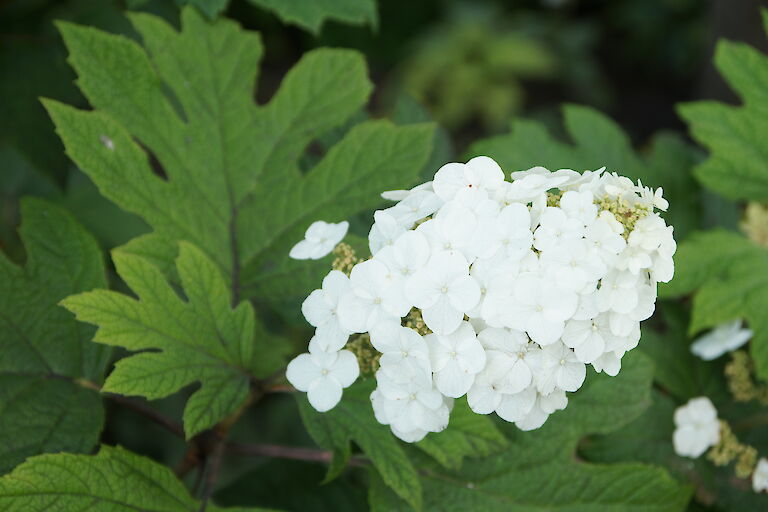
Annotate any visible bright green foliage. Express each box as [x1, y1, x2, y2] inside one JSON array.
[[45, 7, 433, 305], [368, 352, 692, 511], [0, 445, 273, 511], [677, 11, 768, 200], [62, 242, 260, 438], [0, 198, 107, 472], [248, 0, 378, 34], [659, 230, 768, 380], [416, 399, 507, 470], [468, 104, 701, 238], [297, 380, 422, 511]]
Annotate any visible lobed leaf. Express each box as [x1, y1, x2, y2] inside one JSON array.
[[62, 242, 259, 438], [0, 198, 106, 472], [0, 445, 274, 511]]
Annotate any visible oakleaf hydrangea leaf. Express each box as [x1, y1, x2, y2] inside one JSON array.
[[62, 241, 259, 438], [0, 445, 273, 511], [677, 10, 768, 200], [368, 352, 692, 511], [468, 104, 701, 238], [297, 380, 422, 511], [45, 7, 433, 307], [0, 198, 107, 473], [415, 399, 507, 471], [660, 229, 768, 380], [247, 0, 378, 34]]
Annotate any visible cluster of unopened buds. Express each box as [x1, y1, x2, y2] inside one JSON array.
[[287, 156, 676, 442]]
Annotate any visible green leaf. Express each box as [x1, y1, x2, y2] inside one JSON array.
[[0, 445, 273, 511], [582, 391, 768, 512], [639, 304, 721, 401], [416, 399, 507, 470], [678, 18, 768, 201], [177, 0, 230, 18], [0, 375, 103, 475], [369, 352, 692, 512], [45, 8, 433, 307], [659, 229, 768, 380], [0, 198, 107, 471], [247, 0, 378, 34], [468, 104, 701, 239], [62, 241, 259, 438], [297, 379, 422, 511]]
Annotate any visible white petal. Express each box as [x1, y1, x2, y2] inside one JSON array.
[[329, 350, 360, 387], [307, 377, 343, 412], [423, 296, 464, 335], [286, 353, 321, 391], [435, 360, 475, 398]]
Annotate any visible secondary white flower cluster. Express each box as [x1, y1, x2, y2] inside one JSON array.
[[288, 156, 675, 442]]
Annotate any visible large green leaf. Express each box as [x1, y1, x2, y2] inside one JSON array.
[[247, 0, 377, 34], [677, 10, 768, 200], [660, 229, 768, 380], [45, 7, 433, 305], [62, 242, 260, 438], [0, 445, 273, 511], [468, 104, 701, 239], [368, 352, 692, 511], [0, 198, 106, 473]]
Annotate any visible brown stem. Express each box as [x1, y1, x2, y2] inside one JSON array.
[[106, 394, 185, 438], [197, 390, 259, 511], [225, 442, 368, 467]]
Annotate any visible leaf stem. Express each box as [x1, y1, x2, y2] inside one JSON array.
[[225, 442, 368, 467], [105, 394, 185, 438]]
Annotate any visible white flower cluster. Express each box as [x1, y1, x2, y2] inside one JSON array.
[[288, 156, 675, 442]]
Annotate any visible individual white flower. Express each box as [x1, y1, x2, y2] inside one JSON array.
[[690, 320, 753, 361], [559, 190, 597, 224], [539, 239, 606, 294], [501, 273, 578, 345], [289, 220, 349, 260], [368, 210, 406, 254], [596, 270, 640, 314], [467, 255, 518, 318], [389, 190, 443, 227], [585, 212, 626, 263], [560, 166, 605, 191], [370, 323, 432, 384], [672, 397, 720, 458], [416, 203, 477, 261], [753, 458, 768, 493], [405, 251, 480, 335], [562, 315, 613, 364], [374, 230, 431, 281], [489, 203, 533, 259], [495, 386, 537, 423], [467, 351, 516, 414], [425, 321, 486, 397], [433, 156, 505, 202], [286, 349, 359, 412], [628, 215, 670, 253], [477, 327, 539, 393], [534, 342, 586, 393], [374, 370, 450, 436], [337, 259, 410, 333], [302, 270, 352, 351], [533, 207, 584, 252]]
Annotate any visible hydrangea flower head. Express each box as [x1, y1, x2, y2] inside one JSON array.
[[287, 157, 675, 442]]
